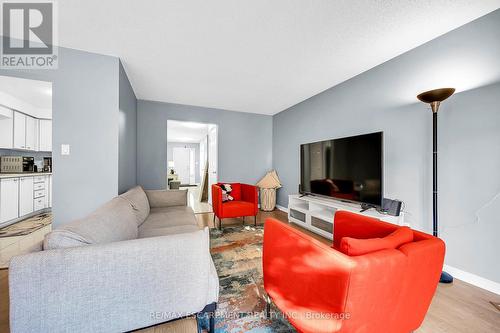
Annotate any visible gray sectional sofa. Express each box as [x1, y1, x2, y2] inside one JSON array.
[[9, 186, 219, 333]]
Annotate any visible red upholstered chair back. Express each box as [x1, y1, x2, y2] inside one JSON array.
[[217, 182, 241, 200], [333, 211, 444, 332]]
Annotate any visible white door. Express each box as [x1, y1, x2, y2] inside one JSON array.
[[173, 147, 191, 185], [207, 125, 218, 203], [0, 178, 20, 223], [19, 177, 34, 216], [39, 119, 52, 151], [189, 148, 196, 184], [13, 112, 26, 149], [199, 135, 207, 181], [25, 116, 36, 151]]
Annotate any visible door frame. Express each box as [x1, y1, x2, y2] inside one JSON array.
[[166, 119, 218, 190]]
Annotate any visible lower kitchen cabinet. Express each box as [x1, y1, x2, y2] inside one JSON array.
[[0, 174, 52, 226], [0, 178, 19, 223], [19, 176, 34, 216]]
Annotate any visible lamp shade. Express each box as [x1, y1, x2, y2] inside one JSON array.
[[168, 161, 175, 168], [417, 88, 455, 103], [257, 170, 282, 189]]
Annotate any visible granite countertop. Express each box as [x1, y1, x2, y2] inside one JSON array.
[[0, 172, 52, 179]]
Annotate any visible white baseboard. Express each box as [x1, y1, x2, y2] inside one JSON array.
[[443, 264, 500, 295], [275, 205, 288, 213]]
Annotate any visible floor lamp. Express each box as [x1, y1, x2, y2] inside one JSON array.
[[417, 88, 455, 284]]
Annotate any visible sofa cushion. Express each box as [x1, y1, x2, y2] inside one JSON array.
[[339, 226, 414, 256], [44, 197, 138, 250], [138, 224, 201, 238], [141, 206, 198, 229], [120, 186, 150, 226], [145, 189, 187, 208]]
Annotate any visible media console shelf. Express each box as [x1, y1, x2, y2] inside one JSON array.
[[288, 194, 405, 240]]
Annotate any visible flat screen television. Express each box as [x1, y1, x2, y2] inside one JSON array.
[[300, 132, 383, 206]]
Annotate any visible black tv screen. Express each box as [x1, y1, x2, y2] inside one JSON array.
[[300, 132, 383, 206]]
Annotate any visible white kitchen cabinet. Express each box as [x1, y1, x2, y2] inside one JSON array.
[[0, 178, 19, 224], [12, 111, 42, 151], [33, 196, 45, 211], [19, 177, 34, 216], [0, 106, 13, 149], [34, 118, 40, 151], [13, 112, 26, 149], [38, 119, 52, 152], [48, 175, 52, 207], [25, 116, 36, 150]]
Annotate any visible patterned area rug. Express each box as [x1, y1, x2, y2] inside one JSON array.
[[0, 213, 51, 237], [208, 224, 295, 333]]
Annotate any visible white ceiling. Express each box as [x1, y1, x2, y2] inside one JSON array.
[[167, 120, 209, 143], [0, 76, 52, 118], [58, 1, 500, 115]]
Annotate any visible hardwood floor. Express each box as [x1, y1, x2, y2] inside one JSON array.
[[1, 210, 499, 333]]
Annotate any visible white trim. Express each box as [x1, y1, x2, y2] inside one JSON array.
[[443, 264, 500, 295], [276, 204, 288, 213]]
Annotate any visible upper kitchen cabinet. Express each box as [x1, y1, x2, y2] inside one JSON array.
[[25, 115, 38, 151], [0, 105, 13, 148], [39, 119, 52, 152], [0, 76, 52, 152], [13, 111, 27, 149], [13, 112, 39, 151]]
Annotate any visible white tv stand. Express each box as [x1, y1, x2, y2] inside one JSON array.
[[287, 194, 405, 240]]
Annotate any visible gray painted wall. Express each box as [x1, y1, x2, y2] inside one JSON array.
[[273, 11, 500, 282], [167, 142, 201, 183], [0, 47, 121, 226], [137, 100, 273, 190], [118, 61, 138, 193]]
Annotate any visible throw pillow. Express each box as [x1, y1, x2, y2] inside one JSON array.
[[221, 183, 234, 202], [339, 226, 414, 256]]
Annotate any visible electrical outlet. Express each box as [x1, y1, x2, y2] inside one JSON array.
[[61, 144, 70, 156]]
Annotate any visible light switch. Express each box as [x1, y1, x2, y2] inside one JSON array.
[[61, 144, 70, 155]]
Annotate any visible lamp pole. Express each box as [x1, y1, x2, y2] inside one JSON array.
[[432, 106, 438, 237], [417, 88, 455, 284]]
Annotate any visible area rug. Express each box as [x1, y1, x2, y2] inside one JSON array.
[[0, 213, 52, 237], [206, 224, 295, 333]]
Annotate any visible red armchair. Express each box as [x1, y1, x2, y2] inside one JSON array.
[[263, 211, 445, 333], [211, 183, 258, 229]]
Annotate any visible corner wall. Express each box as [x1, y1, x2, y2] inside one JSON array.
[[137, 100, 273, 190], [118, 61, 138, 193], [272, 10, 500, 283], [0, 47, 121, 226]]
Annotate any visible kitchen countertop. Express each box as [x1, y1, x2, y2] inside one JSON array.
[[0, 172, 52, 179]]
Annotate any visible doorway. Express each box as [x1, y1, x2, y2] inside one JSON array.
[[172, 146, 195, 185], [0, 75, 53, 269], [167, 120, 218, 214]]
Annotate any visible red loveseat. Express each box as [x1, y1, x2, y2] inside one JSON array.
[[263, 211, 445, 333], [211, 183, 258, 229]]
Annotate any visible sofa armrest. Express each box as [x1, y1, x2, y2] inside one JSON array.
[[145, 189, 187, 208], [9, 228, 215, 333]]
